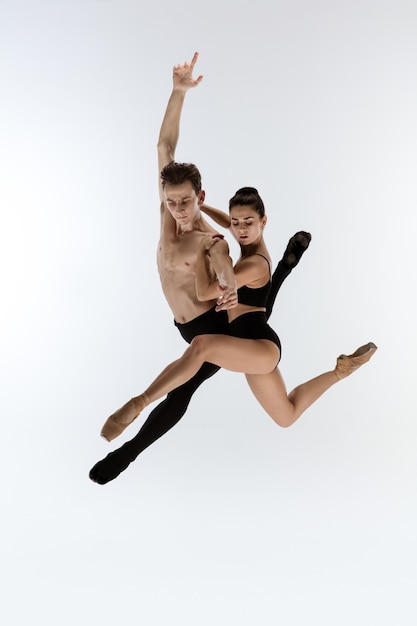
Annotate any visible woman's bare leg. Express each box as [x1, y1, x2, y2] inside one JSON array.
[[101, 340, 376, 440], [246, 342, 377, 427], [246, 368, 339, 427], [142, 334, 279, 403], [100, 334, 280, 441]]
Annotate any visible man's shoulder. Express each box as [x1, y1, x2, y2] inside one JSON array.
[[193, 217, 221, 236]]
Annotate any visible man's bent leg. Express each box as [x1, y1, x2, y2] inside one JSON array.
[[89, 361, 220, 484]]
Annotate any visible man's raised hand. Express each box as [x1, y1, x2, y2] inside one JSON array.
[[173, 51, 203, 91]]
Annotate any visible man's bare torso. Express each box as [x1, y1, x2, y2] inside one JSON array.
[[157, 218, 219, 324]]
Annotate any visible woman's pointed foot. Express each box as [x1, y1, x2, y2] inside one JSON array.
[[335, 342, 377, 380], [100, 395, 147, 442]]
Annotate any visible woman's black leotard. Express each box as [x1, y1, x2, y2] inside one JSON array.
[[229, 311, 281, 360], [237, 254, 271, 307]]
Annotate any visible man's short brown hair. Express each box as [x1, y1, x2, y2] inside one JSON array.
[[160, 161, 202, 195]]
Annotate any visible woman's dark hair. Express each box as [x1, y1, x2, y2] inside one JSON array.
[[160, 161, 202, 194], [228, 187, 265, 218]]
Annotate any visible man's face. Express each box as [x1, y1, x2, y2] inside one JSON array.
[[164, 181, 204, 225]]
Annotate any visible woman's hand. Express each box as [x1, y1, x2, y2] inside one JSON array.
[[199, 233, 225, 253], [215, 282, 238, 311]]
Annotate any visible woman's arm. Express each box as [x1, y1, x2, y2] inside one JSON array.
[[200, 203, 231, 229]]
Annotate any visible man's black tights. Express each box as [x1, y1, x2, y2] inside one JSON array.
[[89, 362, 219, 484]]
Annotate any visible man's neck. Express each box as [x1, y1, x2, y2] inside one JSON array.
[[176, 214, 206, 235]]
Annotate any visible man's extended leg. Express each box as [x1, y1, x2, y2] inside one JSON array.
[[266, 231, 311, 320], [89, 361, 220, 484]]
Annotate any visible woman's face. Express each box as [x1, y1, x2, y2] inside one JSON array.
[[230, 204, 266, 245]]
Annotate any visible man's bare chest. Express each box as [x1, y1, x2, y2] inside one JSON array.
[[158, 232, 204, 273]]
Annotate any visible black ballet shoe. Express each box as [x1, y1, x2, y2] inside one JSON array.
[[281, 231, 312, 269], [89, 446, 133, 484]]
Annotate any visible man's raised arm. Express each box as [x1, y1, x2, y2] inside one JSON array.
[[157, 52, 203, 202]]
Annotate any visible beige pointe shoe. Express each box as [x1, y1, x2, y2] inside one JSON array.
[[335, 342, 378, 380], [100, 394, 148, 442]]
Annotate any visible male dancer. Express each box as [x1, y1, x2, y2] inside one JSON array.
[[89, 52, 310, 484]]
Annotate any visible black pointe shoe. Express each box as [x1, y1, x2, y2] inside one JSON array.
[[281, 231, 312, 269]]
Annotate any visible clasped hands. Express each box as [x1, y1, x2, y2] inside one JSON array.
[[200, 234, 238, 311]]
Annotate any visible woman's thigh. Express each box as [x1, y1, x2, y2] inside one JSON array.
[[194, 335, 280, 375]]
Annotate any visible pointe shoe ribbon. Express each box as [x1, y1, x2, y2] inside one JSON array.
[[335, 342, 377, 380]]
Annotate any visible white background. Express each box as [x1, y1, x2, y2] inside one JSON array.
[[1, 1, 416, 624]]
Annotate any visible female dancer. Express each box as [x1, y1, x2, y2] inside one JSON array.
[[100, 187, 377, 441]]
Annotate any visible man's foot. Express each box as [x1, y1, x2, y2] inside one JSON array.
[[89, 446, 132, 484], [265, 230, 312, 321], [335, 342, 378, 380], [100, 394, 147, 442], [280, 231, 312, 269]]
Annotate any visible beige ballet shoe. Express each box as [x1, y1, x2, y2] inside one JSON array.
[[100, 415, 134, 442], [100, 394, 148, 442], [334, 342, 377, 380]]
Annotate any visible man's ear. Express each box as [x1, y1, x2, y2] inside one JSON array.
[[198, 190, 206, 205]]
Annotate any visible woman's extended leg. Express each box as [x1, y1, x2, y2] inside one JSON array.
[[100, 334, 280, 441], [245, 368, 338, 427], [100, 340, 376, 440], [245, 342, 377, 427]]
